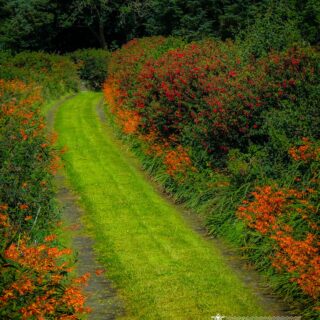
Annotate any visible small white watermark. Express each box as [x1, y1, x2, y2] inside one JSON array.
[[211, 315, 301, 320], [211, 315, 225, 320]]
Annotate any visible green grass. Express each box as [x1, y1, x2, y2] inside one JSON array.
[[41, 92, 76, 116], [54, 91, 268, 319]]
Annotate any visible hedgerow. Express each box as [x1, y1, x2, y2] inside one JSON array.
[[0, 51, 80, 99], [0, 53, 90, 319], [104, 37, 320, 318]]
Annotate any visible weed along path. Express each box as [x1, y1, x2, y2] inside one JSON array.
[[54, 91, 269, 319]]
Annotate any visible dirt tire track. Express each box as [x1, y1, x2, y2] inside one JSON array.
[[47, 94, 125, 319]]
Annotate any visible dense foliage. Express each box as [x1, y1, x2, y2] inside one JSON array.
[[0, 0, 319, 317], [68, 49, 110, 90], [0, 51, 79, 99], [0, 0, 319, 52], [0, 53, 92, 319], [104, 37, 320, 318]]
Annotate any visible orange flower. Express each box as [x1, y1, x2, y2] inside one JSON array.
[[95, 269, 105, 276], [238, 184, 320, 300], [163, 145, 194, 177], [44, 234, 57, 242], [289, 138, 320, 162], [0, 204, 8, 211]]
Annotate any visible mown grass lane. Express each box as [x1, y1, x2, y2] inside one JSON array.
[[55, 91, 268, 319]]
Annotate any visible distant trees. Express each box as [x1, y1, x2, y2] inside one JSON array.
[[237, 0, 303, 58], [0, 0, 58, 50], [144, 0, 260, 40], [297, 0, 320, 44], [0, 0, 153, 51], [0, 0, 318, 52], [60, 0, 112, 49]]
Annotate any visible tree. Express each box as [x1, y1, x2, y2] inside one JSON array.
[[0, 0, 316, 52], [144, 0, 262, 41], [60, 0, 112, 49], [296, 0, 320, 45], [237, 0, 303, 58], [117, 0, 153, 43], [0, 0, 58, 51], [60, 0, 153, 49], [0, 0, 153, 51]]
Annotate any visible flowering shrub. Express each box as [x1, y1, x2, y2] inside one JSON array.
[[105, 37, 319, 173], [162, 145, 194, 177], [237, 140, 320, 314], [104, 37, 320, 316], [105, 37, 167, 111], [0, 52, 80, 99], [106, 39, 319, 171], [237, 184, 320, 303], [0, 209, 90, 319], [289, 138, 320, 162], [0, 79, 59, 232], [0, 54, 88, 319], [133, 40, 264, 159], [104, 36, 184, 136]]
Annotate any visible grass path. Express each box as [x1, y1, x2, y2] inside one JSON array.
[[55, 91, 268, 319]]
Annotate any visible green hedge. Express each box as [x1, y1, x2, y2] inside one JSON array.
[[68, 49, 110, 90], [0, 52, 90, 318], [0, 51, 80, 99], [104, 37, 320, 319]]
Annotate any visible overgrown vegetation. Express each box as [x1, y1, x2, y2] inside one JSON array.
[[0, 51, 79, 99], [0, 53, 92, 319], [68, 49, 110, 90], [103, 35, 320, 318], [0, 0, 318, 51], [0, 0, 319, 318]]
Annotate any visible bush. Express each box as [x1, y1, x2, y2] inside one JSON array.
[[0, 53, 89, 318], [237, 141, 320, 316], [0, 51, 80, 99], [0, 79, 59, 234], [0, 213, 91, 319], [237, 2, 304, 59], [104, 37, 320, 318], [69, 49, 110, 90], [105, 36, 185, 134], [107, 39, 319, 169]]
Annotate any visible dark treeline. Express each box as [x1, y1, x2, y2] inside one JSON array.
[[0, 0, 319, 52]]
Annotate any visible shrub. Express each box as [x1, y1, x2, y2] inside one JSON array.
[[104, 36, 320, 317], [106, 38, 319, 170], [0, 51, 80, 99], [0, 53, 88, 319], [131, 39, 264, 166], [105, 36, 185, 117], [237, 2, 303, 59], [237, 140, 320, 316], [0, 209, 91, 319], [69, 49, 110, 90], [0, 79, 59, 235]]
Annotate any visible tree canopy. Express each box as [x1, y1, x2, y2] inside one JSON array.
[[0, 0, 318, 52]]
